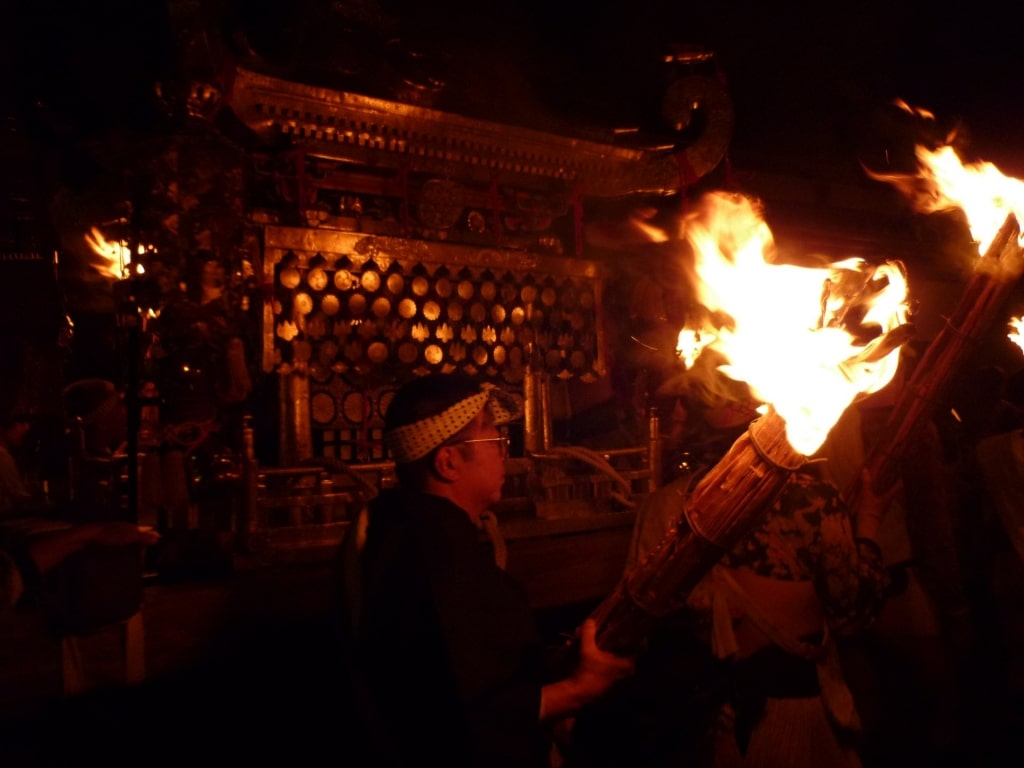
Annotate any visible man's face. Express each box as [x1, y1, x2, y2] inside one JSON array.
[[456, 411, 507, 514]]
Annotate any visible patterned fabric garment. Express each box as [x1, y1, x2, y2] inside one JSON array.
[[718, 468, 888, 636]]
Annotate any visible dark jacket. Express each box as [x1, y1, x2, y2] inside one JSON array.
[[335, 488, 548, 768]]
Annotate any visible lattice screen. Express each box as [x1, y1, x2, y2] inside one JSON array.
[[262, 228, 606, 458]]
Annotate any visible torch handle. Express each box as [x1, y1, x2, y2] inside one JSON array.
[[585, 409, 804, 656], [849, 212, 1024, 506]]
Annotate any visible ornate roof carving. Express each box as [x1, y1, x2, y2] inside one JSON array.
[[226, 66, 729, 197]]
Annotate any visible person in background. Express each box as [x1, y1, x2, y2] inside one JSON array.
[[843, 377, 975, 768], [334, 372, 635, 768], [0, 518, 159, 612], [568, 399, 895, 768], [0, 411, 39, 516], [948, 365, 1024, 767], [63, 378, 128, 459]]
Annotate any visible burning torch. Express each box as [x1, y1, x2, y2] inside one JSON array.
[[588, 191, 912, 654]]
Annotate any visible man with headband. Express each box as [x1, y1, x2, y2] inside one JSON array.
[[335, 372, 634, 767]]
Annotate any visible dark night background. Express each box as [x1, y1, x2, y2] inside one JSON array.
[[3, 0, 1024, 451], [4, 0, 1023, 171]]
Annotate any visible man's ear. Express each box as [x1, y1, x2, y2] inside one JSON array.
[[432, 445, 461, 483]]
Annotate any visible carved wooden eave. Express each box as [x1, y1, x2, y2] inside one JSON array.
[[226, 66, 697, 197]]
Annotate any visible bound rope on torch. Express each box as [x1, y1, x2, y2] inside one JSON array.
[[748, 413, 806, 473], [621, 520, 701, 618], [680, 490, 717, 554], [686, 413, 804, 547], [622, 475, 708, 618]]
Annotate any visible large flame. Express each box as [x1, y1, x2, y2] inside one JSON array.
[[676, 192, 910, 455]]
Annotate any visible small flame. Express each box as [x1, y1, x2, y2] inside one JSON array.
[[676, 192, 910, 455], [882, 102, 1024, 253], [1009, 316, 1024, 355], [676, 327, 717, 369], [913, 145, 1024, 253], [84, 227, 131, 279], [629, 209, 669, 243]]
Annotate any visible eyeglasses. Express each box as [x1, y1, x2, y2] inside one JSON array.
[[458, 435, 510, 457]]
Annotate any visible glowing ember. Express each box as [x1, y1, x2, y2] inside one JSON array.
[[1009, 316, 1024, 355], [84, 227, 131, 279], [675, 192, 910, 455]]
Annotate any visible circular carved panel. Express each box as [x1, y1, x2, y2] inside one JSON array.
[[425, 344, 443, 365], [348, 294, 367, 316], [386, 273, 405, 294], [361, 271, 381, 292], [307, 268, 328, 291], [378, 390, 396, 419], [322, 295, 340, 316], [335, 270, 356, 290], [312, 392, 336, 424], [398, 298, 417, 319], [280, 268, 301, 289], [294, 293, 313, 315], [342, 392, 367, 424]]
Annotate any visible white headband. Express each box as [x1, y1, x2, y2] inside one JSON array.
[[385, 383, 520, 464]]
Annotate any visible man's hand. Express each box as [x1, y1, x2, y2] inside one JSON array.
[[571, 619, 635, 697], [540, 619, 635, 721]]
